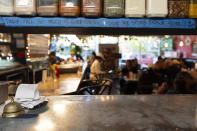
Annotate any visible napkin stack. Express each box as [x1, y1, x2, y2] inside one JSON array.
[[14, 84, 47, 109]]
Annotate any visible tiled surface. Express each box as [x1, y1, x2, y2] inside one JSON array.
[[0, 95, 197, 130], [37, 73, 82, 96]]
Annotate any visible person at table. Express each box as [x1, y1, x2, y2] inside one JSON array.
[[165, 59, 181, 89], [119, 60, 133, 94], [76, 52, 84, 62], [0, 50, 2, 58], [90, 52, 106, 80], [154, 56, 166, 85], [85, 51, 96, 79], [157, 71, 197, 94], [48, 52, 60, 79], [120, 60, 132, 77], [48, 52, 57, 65], [89, 51, 96, 66]]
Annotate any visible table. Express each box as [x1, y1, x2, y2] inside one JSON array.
[[121, 77, 139, 94], [59, 64, 79, 74], [31, 67, 47, 84], [0, 66, 29, 83], [37, 73, 82, 96], [0, 95, 197, 130]]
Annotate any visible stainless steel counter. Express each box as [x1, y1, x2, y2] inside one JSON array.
[[0, 95, 197, 130]]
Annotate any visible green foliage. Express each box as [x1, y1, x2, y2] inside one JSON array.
[[69, 43, 82, 54]]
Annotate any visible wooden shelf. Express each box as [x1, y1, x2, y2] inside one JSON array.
[[0, 17, 196, 35]]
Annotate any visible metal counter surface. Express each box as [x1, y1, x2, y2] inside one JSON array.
[[0, 66, 28, 76], [0, 95, 197, 131]]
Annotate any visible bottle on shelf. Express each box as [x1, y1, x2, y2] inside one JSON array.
[[14, 0, 36, 15], [81, 0, 102, 17], [0, 0, 14, 16], [103, 0, 124, 17], [37, 0, 58, 16], [125, 0, 145, 18], [189, 0, 197, 18], [168, 0, 189, 18], [59, 0, 80, 17], [146, 0, 168, 17]]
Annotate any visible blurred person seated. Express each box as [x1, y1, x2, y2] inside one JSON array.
[[153, 56, 166, 85], [0, 50, 2, 58], [157, 71, 197, 94], [88, 52, 112, 94], [86, 52, 96, 79], [120, 60, 133, 77], [137, 66, 158, 94], [76, 52, 84, 62], [48, 52, 60, 79], [119, 60, 134, 94], [90, 53, 106, 80], [48, 52, 57, 65], [131, 58, 140, 74], [165, 59, 181, 89], [88, 51, 96, 66], [189, 63, 197, 80]]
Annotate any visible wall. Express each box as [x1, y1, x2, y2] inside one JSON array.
[[174, 35, 197, 58]]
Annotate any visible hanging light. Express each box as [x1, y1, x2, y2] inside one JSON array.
[[179, 41, 184, 47], [154, 42, 158, 48], [164, 43, 168, 48]]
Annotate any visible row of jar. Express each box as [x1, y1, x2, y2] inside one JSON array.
[[1, 0, 197, 18]]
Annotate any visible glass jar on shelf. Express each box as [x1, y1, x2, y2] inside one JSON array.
[[59, 0, 80, 17], [103, 0, 124, 17], [81, 0, 102, 17], [125, 0, 145, 18], [146, 0, 168, 17], [37, 0, 58, 16], [0, 0, 14, 16], [189, 0, 197, 18], [14, 0, 36, 16], [168, 0, 189, 18]]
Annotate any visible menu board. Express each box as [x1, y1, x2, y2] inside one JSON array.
[[16, 39, 25, 48], [28, 34, 49, 58]]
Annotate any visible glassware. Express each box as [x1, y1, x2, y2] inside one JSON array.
[[0, 0, 14, 16], [14, 0, 36, 15], [125, 0, 145, 18], [81, 0, 102, 17], [59, 0, 80, 16], [146, 0, 168, 17], [103, 0, 124, 17], [189, 0, 197, 18], [37, 0, 58, 16]]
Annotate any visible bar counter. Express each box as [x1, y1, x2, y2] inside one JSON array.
[[0, 95, 197, 130]]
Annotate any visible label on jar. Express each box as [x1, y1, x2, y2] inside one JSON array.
[[0, 0, 13, 6], [62, 0, 79, 7], [16, 0, 33, 6], [104, 0, 124, 7], [83, 0, 100, 6], [38, 0, 58, 7]]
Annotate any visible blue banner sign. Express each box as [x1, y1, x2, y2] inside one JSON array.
[[0, 17, 196, 29]]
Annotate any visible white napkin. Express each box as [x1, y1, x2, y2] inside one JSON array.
[[19, 96, 48, 109], [14, 84, 47, 109], [15, 84, 40, 101]]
